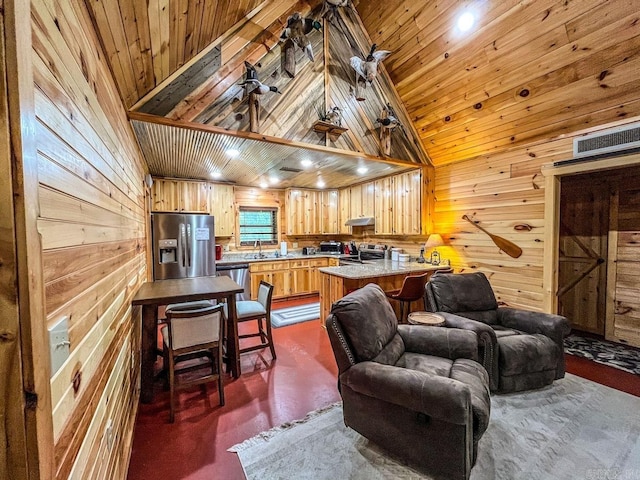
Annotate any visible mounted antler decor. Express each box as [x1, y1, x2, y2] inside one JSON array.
[[462, 215, 523, 258]]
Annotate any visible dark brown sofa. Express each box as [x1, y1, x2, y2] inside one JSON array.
[[425, 271, 571, 393], [326, 283, 491, 480]]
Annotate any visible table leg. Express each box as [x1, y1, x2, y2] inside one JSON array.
[[140, 304, 158, 403], [226, 295, 241, 378]]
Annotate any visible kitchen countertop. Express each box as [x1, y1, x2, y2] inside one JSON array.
[[318, 260, 443, 280], [216, 252, 349, 266]]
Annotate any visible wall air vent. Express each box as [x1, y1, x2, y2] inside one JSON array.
[[573, 121, 640, 158]]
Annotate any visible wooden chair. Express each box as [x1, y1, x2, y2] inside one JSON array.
[[385, 272, 432, 323], [234, 281, 276, 359], [161, 304, 225, 422]]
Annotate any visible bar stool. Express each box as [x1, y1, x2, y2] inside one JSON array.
[[385, 272, 431, 323], [226, 281, 276, 359]]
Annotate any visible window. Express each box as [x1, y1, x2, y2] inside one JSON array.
[[238, 207, 278, 246]]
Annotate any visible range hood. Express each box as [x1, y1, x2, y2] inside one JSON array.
[[345, 216, 375, 227]]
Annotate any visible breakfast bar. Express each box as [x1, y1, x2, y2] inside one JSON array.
[[318, 260, 445, 321], [132, 276, 244, 403]]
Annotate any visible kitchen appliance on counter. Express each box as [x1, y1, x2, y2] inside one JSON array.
[[302, 246, 317, 255], [319, 241, 343, 254], [358, 245, 387, 260], [152, 213, 216, 280]]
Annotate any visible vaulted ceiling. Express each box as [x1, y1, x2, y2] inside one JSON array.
[[86, 0, 640, 183]]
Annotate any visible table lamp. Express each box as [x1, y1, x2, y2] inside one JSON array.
[[425, 233, 445, 265]]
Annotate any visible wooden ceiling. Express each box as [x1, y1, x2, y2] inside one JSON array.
[[87, 0, 640, 176], [130, 113, 415, 189]]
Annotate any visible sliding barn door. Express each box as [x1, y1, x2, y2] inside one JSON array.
[[558, 175, 610, 335], [606, 172, 640, 347]]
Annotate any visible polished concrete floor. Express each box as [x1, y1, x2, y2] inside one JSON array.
[[127, 298, 640, 480]]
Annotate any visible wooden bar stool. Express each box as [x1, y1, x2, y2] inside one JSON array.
[[385, 272, 431, 323], [226, 281, 276, 359]]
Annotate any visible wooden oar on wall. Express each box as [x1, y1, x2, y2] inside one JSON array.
[[462, 215, 523, 258]]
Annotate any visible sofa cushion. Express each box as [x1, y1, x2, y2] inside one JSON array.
[[498, 334, 559, 376], [429, 273, 499, 317], [330, 283, 400, 362]]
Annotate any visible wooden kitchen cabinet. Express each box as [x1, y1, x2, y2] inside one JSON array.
[[338, 188, 351, 234], [210, 183, 235, 236], [151, 178, 209, 213], [290, 260, 312, 295], [286, 188, 322, 235], [374, 176, 394, 235], [249, 257, 330, 299], [321, 190, 339, 234], [250, 260, 290, 299], [350, 182, 375, 219], [393, 170, 422, 235]]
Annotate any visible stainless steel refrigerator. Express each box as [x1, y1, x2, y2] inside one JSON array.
[[152, 213, 216, 280]]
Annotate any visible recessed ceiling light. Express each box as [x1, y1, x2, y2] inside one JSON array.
[[259, 181, 268, 189], [226, 149, 240, 157], [457, 12, 475, 32], [357, 166, 368, 174], [301, 159, 313, 167], [269, 176, 279, 185], [317, 179, 325, 188], [211, 171, 221, 179]]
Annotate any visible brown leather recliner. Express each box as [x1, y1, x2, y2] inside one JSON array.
[[425, 272, 571, 393], [326, 283, 491, 480]]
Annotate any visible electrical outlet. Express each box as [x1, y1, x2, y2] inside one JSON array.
[[49, 316, 70, 376]]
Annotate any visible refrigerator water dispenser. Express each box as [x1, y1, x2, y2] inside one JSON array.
[[158, 239, 178, 263]]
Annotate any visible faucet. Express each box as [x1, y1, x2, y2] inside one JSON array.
[[257, 239, 263, 258], [357, 248, 362, 262]]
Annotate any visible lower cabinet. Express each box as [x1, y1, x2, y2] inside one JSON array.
[[249, 258, 330, 299]]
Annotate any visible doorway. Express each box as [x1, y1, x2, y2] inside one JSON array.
[[556, 165, 640, 346], [558, 174, 610, 334]]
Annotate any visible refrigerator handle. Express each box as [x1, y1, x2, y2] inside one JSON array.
[[180, 223, 186, 267], [186, 223, 192, 267]]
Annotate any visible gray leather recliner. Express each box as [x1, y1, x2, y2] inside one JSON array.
[[326, 283, 491, 480], [425, 272, 571, 393]]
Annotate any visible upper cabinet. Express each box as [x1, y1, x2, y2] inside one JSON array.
[[349, 182, 375, 219], [393, 171, 422, 235], [210, 184, 235, 237], [151, 179, 209, 213], [373, 170, 422, 235], [150, 178, 235, 236], [320, 190, 339, 235], [338, 188, 351, 234]]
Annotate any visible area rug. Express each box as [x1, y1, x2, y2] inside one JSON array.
[[564, 333, 640, 375], [230, 374, 640, 479], [271, 302, 320, 328]]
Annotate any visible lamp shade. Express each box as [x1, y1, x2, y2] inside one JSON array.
[[425, 233, 445, 249]]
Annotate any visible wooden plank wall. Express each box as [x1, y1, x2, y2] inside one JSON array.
[[434, 136, 573, 312], [433, 119, 640, 314], [31, 0, 147, 478]]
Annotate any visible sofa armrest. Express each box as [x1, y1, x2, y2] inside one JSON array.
[[340, 361, 472, 425], [397, 325, 478, 362], [497, 307, 571, 340], [436, 312, 498, 390]]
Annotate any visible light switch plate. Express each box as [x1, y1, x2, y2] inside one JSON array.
[[49, 316, 70, 376]]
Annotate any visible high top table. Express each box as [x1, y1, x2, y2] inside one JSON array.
[[132, 276, 244, 403]]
